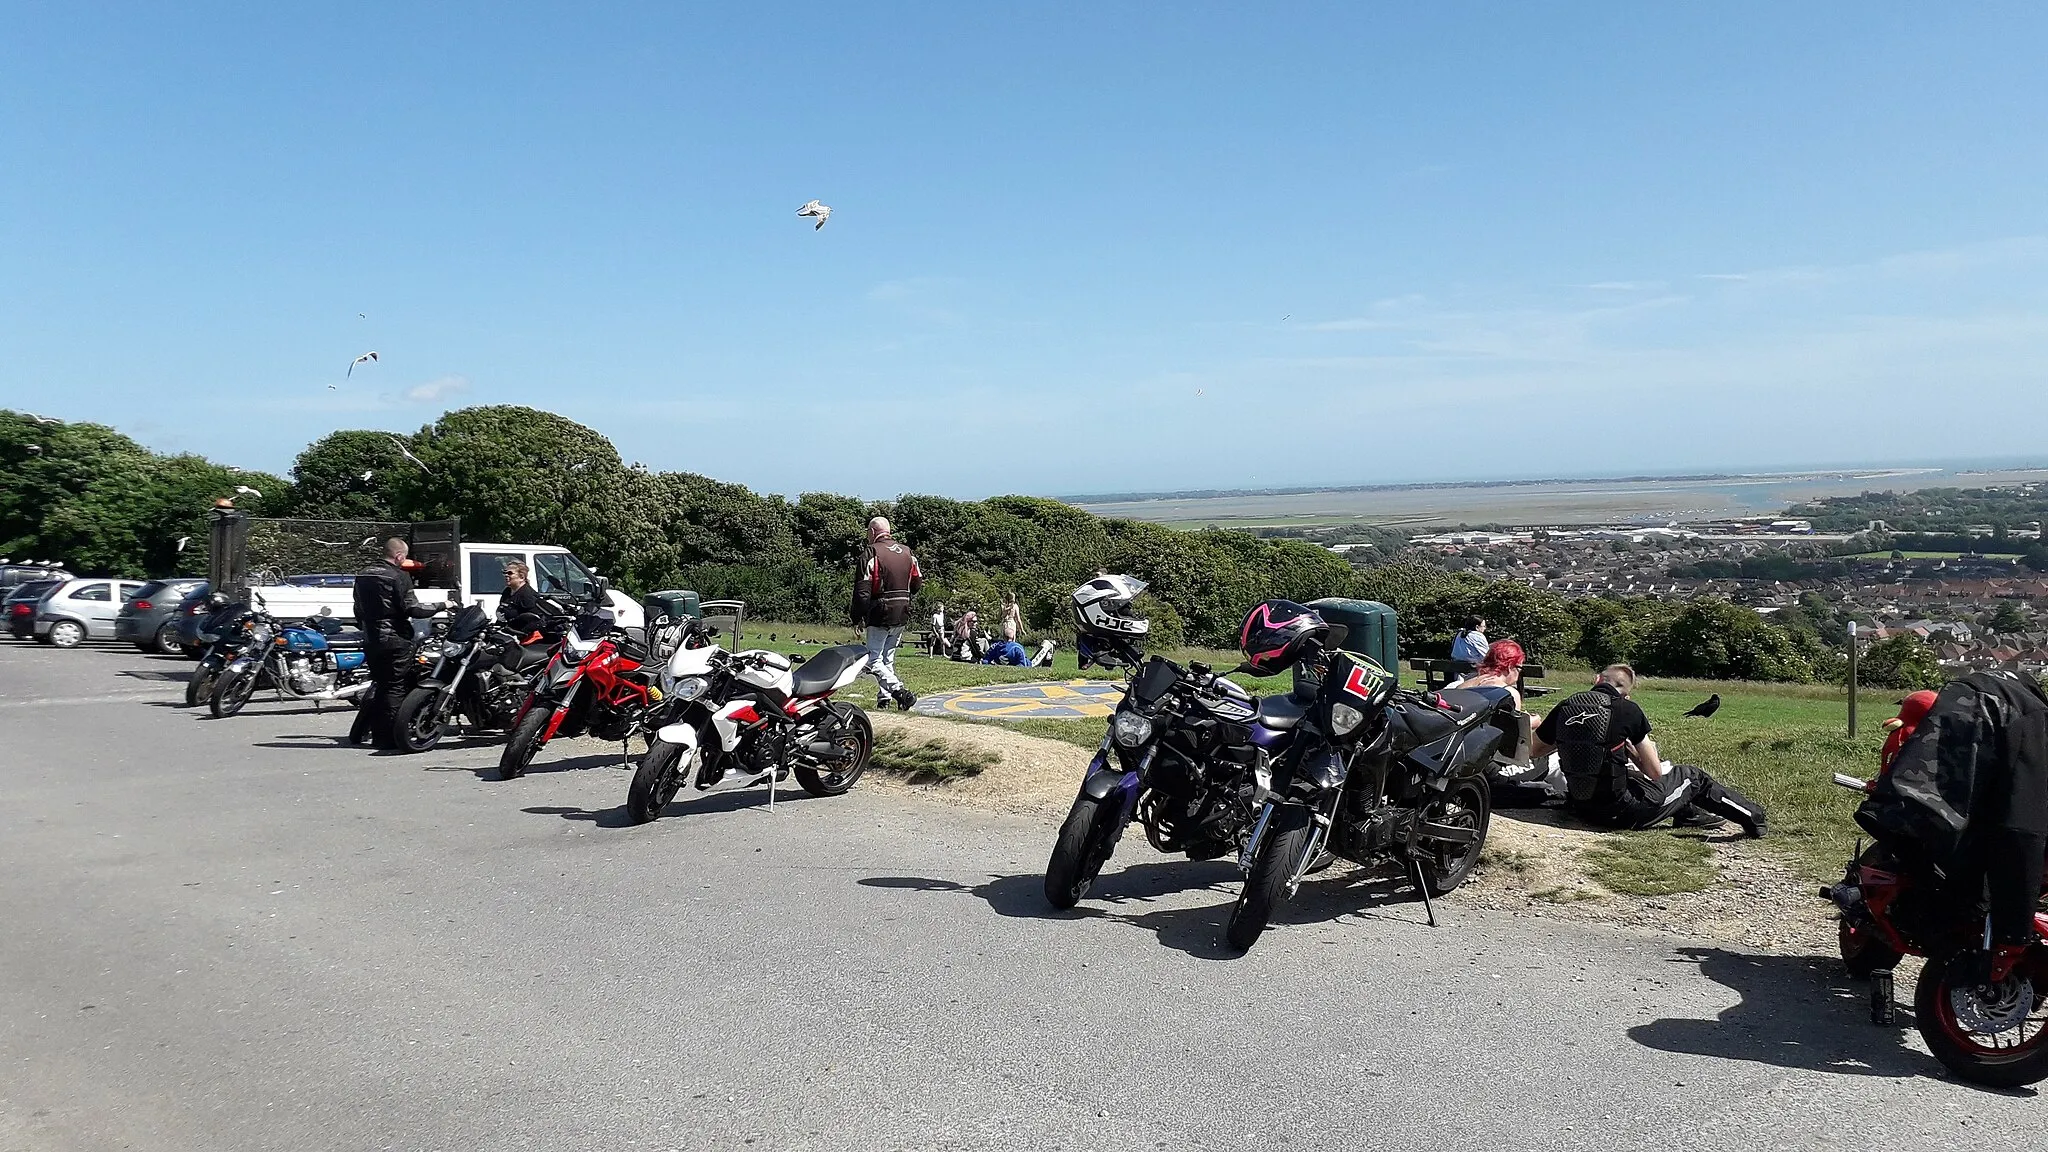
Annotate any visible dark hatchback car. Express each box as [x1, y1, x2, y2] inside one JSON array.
[[5, 579, 66, 640], [115, 577, 208, 654]]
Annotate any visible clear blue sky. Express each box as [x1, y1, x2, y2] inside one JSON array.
[[4, 4, 2045, 498]]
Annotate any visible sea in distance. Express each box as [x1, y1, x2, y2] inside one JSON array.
[[1067, 458, 2048, 529]]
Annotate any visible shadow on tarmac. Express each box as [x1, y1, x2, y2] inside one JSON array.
[[1628, 947, 1941, 1080], [861, 857, 1439, 961], [524, 785, 816, 828]]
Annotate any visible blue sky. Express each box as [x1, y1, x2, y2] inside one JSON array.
[[3, 4, 2045, 498]]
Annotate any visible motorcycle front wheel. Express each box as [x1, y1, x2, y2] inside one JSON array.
[[186, 665, 218, 708], [627, 740, 693, 824], [210, 665, 261, 718], [1915, 950, 2048, 1088], [1225, 804, 1313, 952], [497, 707, 549, 780], [794, 702, 873, 798], [1043, 792, 1121, 909], [392, 687, 449, 753]]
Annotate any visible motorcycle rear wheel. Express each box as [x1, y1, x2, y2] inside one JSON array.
[[1226, 804, 1312, 952], [628, 740, 691, 824], [1916, 950, 2048, 1088], [393, 687, 448, 753], [498, 708, 549, 780], [1044, 793, 1120, 909], [795, 702, 873, 798], [1420, 778, 1491, 896], [210, 666, 260, 718], [185, 666, 217, 708]]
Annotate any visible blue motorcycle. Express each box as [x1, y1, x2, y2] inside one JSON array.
[[209, 608, 370, 718]]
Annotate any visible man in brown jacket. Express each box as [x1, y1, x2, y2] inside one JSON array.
[[852, 517, 921, 709]]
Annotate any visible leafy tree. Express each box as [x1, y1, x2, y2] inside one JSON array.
[[1859, 634, 1944, 690], [289, 430, 409, 521], [40, 455, 289, 578], [0, 413, 154, 560], [1633, 599, 1818, 682], [1980, 602, 2030, 635]]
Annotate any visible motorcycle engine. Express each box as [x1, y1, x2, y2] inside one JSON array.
[[286, 656, 335, 695]]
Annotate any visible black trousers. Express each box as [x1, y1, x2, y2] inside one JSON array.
[[362, 641, 409, 748], [1573, 763, 1766, 832]]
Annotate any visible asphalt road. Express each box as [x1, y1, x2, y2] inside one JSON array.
[[0, 642, 2038, 1151]]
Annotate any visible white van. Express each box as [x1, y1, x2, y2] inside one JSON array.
[[247, 542, 644, 631]]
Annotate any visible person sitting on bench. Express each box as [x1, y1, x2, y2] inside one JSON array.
[[1446, 639, 1527, 711]]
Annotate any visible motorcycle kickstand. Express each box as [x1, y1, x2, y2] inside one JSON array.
[[1408, 856, 1438, 928]]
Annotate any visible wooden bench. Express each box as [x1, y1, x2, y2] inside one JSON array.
[[1409, 657, 1551, 697]]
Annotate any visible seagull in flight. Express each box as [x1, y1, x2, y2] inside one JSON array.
[[347, 351, 379, 378], [25, 445, 41, 455], [386, 435, 432, 474], [360, 470, 374, 481], [22, 412, 58, 425], [233, 485, 263, 498], [174, 536, 190, 553], [796, 199, 832, 230]]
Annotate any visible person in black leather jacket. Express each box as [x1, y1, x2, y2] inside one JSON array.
[[497, 561, 546, 628], [351, 537, 445, 748]]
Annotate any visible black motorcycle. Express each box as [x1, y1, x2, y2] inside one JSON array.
[[184, 595, 258, 708], [388, 604, 556, 752], [1043, 644, 1278, 909], [1225, 648, 1501, 952]]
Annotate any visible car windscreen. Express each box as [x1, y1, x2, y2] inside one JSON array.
[[533, 553, 593, 599]]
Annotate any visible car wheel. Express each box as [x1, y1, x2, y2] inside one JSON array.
[[152, 623, 185, 656], [47, 620, 85, 648]]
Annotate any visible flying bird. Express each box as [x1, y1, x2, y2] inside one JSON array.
[[347, 351, 379, 378], [360, 470, 374, 481], [174, 536, 190, 553], [796, 199, 832, 230], [310, 538, 349, 547], [386, 435, 432, 474], [1683, 694, 1722, 719], [21, 412, 58, 425], [234, 485, 263, 498], [25, 445, 41, 455], [357, 313, 366, 319]]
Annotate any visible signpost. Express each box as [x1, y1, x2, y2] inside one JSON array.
[[1847, 620, 1859, 737]]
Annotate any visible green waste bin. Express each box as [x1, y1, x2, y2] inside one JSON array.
[[1308, 598, 1400, 678], [643, 590, 701, 627]]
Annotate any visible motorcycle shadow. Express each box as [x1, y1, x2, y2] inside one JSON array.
[[525, 787, 814, 828], [862, 860, 1356, 962], [434, 752, 637, 777], [1627, 946, 1939, 1080]]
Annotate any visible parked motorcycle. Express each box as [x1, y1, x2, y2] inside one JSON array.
[[497, 598, 658, 779], [1224, 601, 1499, 952], [1821, 771, 2048, 1087], [209, 608, 371, 718], [1043, 648, 1274, 909], [625, 638, 875, 823], [387, 604, 556, 752], [184, 594, 255, 708]]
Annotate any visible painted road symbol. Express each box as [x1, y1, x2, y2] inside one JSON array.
[[910, 679, 1126, 721]]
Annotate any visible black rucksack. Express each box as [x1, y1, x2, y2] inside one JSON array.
[[1856, 671, 2048, 863]]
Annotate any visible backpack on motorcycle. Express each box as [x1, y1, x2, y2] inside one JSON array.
[[1855, 670, 2048, 944]]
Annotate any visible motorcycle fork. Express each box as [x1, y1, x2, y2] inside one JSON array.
[[1284, 795, 1339, 899]]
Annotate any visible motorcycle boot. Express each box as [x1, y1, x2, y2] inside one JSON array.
[[892, 687, 917, 710]]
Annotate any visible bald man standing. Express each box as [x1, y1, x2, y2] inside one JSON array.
[[852, 517, 921, 710]]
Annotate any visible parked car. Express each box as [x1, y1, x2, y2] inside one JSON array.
[[175, 583, 221, 657], [114, 577, 208, 655], [5, 579, 65, 641], [0, 562, 74, 594], [34, 578, 148, 647]]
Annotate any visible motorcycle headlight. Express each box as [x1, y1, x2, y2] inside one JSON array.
[[667, 675, 707, 702], [1111, 710, 1154, 749], [1330, 702, 1366, 737]]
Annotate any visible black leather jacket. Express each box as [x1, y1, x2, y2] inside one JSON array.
[[353, 559, 439, 646]]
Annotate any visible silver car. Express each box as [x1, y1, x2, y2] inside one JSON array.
[[35, 578, 148, 648]]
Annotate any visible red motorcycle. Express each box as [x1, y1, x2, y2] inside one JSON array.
[[497, 603, 658, 781], [1822, 769, 2048, 1088]]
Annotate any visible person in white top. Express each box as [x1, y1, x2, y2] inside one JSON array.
[[1000, 591, 1022, 643]]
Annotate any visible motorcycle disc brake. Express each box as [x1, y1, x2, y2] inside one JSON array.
[[1952, 976, 2037, 1036]]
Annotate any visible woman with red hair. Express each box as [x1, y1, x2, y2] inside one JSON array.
[[1449, 639, 1527, 710]]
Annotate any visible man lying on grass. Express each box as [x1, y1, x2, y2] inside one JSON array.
[[1530, 663, 1768, 839]]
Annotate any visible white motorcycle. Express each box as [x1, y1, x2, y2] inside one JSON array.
[[625, 638, 877, 824]]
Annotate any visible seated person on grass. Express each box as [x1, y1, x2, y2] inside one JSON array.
[[981, 638, 1030, 666], [1445, 639, 1527, 712], [1528, 664, 1767, 838]]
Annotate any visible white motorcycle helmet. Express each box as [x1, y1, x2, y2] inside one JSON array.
[[1070, 574, 1151, 639]]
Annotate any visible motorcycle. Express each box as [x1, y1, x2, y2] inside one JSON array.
[[388, 604, 556, 753], [1043, 642, 1274, 909], [1225, 648, 1501, 952], [497, 597, 658, 780], [625, 638, 875, 823], [1821, 771, 2048, 1088], [210, 608, 371, 718], [184, 595, 256, 708]]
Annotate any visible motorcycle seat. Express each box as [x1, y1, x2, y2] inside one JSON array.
[[1255, 694, 1307, 731], [791, 643, 867, 697], [501, 642, 553, 672], [1435, 689, 1499, 723]]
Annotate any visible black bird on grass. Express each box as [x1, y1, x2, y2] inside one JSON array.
[[1683, 693, 1721, 719]]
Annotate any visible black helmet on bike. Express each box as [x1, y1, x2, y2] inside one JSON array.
[[1237, 599, 1328, 676]]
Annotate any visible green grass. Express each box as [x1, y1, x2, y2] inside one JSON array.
[[869, 729, 1000, 783], [1581, 832, 1715, 896]]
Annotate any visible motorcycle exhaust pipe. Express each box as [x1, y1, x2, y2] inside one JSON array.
[[802, 740, 855, 764], [307, 681, 373, 702]]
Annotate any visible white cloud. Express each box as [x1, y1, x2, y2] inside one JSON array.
[[403, 375, 472, 403]]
